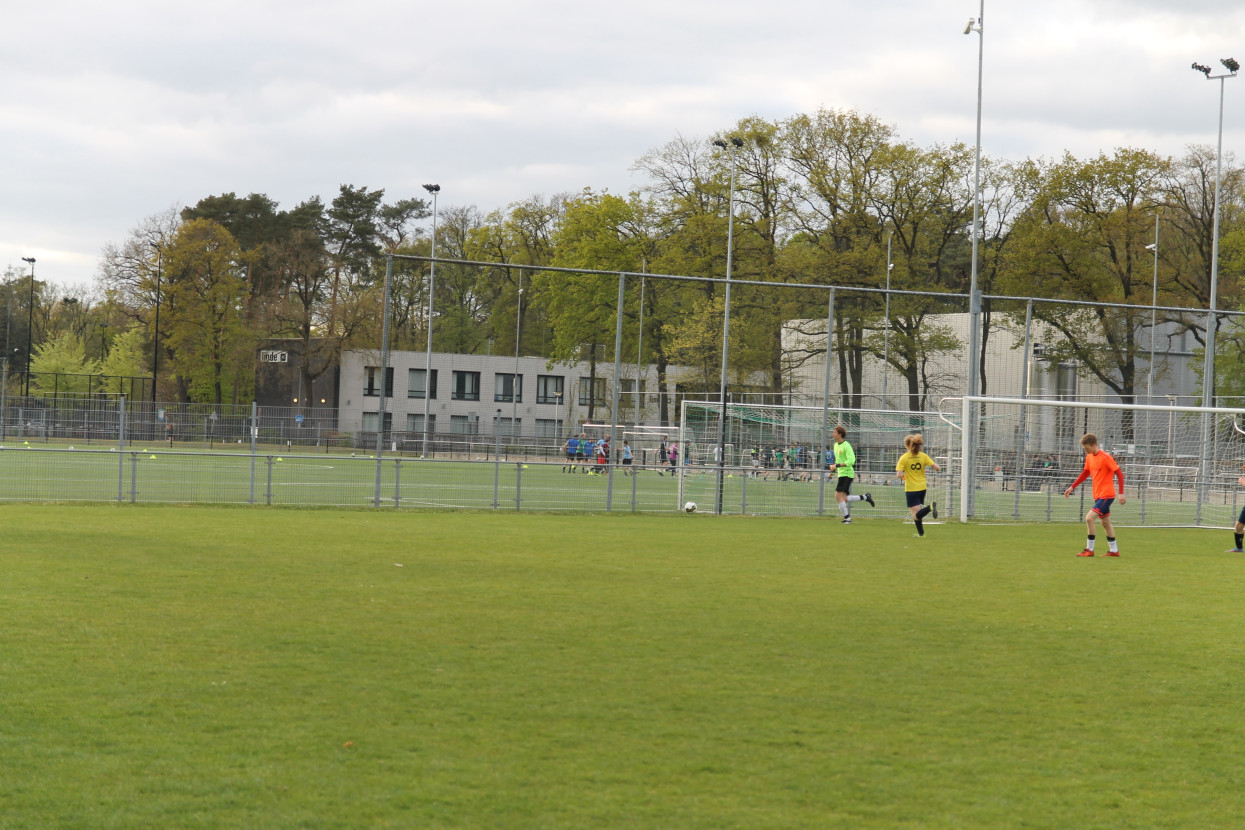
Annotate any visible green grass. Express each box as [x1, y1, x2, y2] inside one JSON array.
[[3, 505, 1245, 828], [4, 446, 1243, 529]]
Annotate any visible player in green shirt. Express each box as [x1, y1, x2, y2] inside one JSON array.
[[829, 425, 874, 524]]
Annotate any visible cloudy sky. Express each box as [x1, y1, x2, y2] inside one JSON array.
[[2, 0, 1242, 288]]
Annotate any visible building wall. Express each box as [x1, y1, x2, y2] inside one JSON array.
[[338, 350, 694, 442]]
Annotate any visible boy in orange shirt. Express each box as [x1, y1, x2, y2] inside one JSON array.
[[1063, 433, 1125, 557]]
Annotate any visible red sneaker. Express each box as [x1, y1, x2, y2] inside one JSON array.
[[1077, 549, 1094, 557], [1104, 551, 1120, 557]]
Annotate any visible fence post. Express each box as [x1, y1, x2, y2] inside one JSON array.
[[515, 462, 522, 511], [266, 456, 274, 505], [249, 401, 258, 505], [130, 451, 138, 503], [394, 458, 402, 508], [818, 287, 835, 517], [607, 272, 625, 514], [117, 396, 127, 502]]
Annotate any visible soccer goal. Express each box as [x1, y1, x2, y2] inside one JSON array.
[[952, 395, 1245, 526], [677, 400, 962, 516]]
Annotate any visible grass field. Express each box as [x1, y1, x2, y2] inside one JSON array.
[[3, 446, 1242, 528], [4, 505, 1245, 828]]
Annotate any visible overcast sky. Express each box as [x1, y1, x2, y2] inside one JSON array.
[[2, 0, 1242, 288]]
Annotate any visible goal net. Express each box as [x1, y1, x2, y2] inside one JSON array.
[[954, 395, 1245, 526], [676, 400, 962, 516]]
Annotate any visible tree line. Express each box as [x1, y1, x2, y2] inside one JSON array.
[[6, 108, 1241, 414]]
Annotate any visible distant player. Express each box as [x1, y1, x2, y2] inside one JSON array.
[[828, 425, 874, 524], [1063, 433, 1125, 557], [1229, 463, 1245, 553], [563, 435, 578, 473], [895, 433, 940, 536]]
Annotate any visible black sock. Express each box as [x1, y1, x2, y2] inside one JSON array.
[[916, 506, 931, 520], [1236, 532, 1243, 549], [915, 517, 924, 536]]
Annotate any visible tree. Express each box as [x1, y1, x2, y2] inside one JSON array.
[[30, 333, 98, 395], [1004, 149, 1171, 439], [162, 219, 253, 404]]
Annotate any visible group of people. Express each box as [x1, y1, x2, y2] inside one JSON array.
[[561, 434, 635, 475], [824, 425, 938, 533]]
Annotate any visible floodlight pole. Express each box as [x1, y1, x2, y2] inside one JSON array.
[[1192, 58, 1236, 517], [713, 136, 743, 515], [150, 243, 162, 404], [964, 1, 984, 517], [421, 183, 440, 458], [1193, 61, 1236, 411], [1145, 213, 1159, 456], [21, 257, 35, 397], [882, 235, 893, 410]]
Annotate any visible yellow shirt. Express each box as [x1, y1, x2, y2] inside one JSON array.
[[896, 451, 935, 492]]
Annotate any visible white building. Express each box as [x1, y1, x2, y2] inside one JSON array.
[[338, 349, 701, 447], [781, 312, 1200, 412]]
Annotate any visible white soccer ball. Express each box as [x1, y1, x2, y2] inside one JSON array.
[[684, 501, 697, 513]]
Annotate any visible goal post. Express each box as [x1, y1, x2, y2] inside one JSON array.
[[677, 400, 962, 516], [956, 395, 1245, 526]]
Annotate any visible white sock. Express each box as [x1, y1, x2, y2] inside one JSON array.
[[1108, 537, 1118, 553], [838, 502, 850, 518], [847, 494, 863, 503]]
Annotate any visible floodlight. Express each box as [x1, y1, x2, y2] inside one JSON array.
[[422, 183, 440, 194], [1222, 57, 1240, 73], [730, 136, 744, 148], [712, 139, 728, 149], [1193, 62, 1212, 77], [964, 18, 976, 35], [1144, 243, 1156, 251]]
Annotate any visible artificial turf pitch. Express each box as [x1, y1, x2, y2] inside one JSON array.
[[3, 504, 1244, 828]]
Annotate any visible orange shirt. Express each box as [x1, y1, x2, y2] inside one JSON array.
[[1072, 450, 1123, 499]]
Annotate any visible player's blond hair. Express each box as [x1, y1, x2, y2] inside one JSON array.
[[904, 433, 924, 453]]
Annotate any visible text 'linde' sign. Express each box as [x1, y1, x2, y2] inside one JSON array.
[[260, 350, 289, 363]]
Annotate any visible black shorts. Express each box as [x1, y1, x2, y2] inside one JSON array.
[[835, 476, 853, 495], [622, 458, 632, 465], [1238, 506, 1245, 525], [905, 490, 926, 508]]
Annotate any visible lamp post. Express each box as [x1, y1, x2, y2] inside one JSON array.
[[1190, 58, 1238, 409], [1145, 212, 1159, 456], [712, 135, 743, 514], [150, 243, 162, 403], [421, 183, 440, 458], [20, 257, 35, 397], [881, 235, 893, 410], [513, 270, 522, 441], [963, 2, 984, 519]]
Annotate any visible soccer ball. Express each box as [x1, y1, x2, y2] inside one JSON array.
[[684, 501, 697, 513]]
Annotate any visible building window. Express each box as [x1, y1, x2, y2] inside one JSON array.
[[361, 411, 393, 433], [364, 366, 394, 397], [535, 418, 563, 438], [494, 373, 522, 403], [496, 416, 521, 438], [407, 413, 435, 434], [537, 374, 564, 405], [452, 371, 480, 401], [578, 376, 607, 406], [450, 414, 479, 435], [408, 368, 438, 399]]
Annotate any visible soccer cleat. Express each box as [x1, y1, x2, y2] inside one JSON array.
[[1077, 549, 1094, 557], [864, 492, 875, 507], [1105, 551, 1120, 557], [840, 518, 852, 524], [931, 502, 938, 519], [1227, 548, 1244, 553]]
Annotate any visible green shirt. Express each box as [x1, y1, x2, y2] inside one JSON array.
[[833, 440, 856, 479]]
